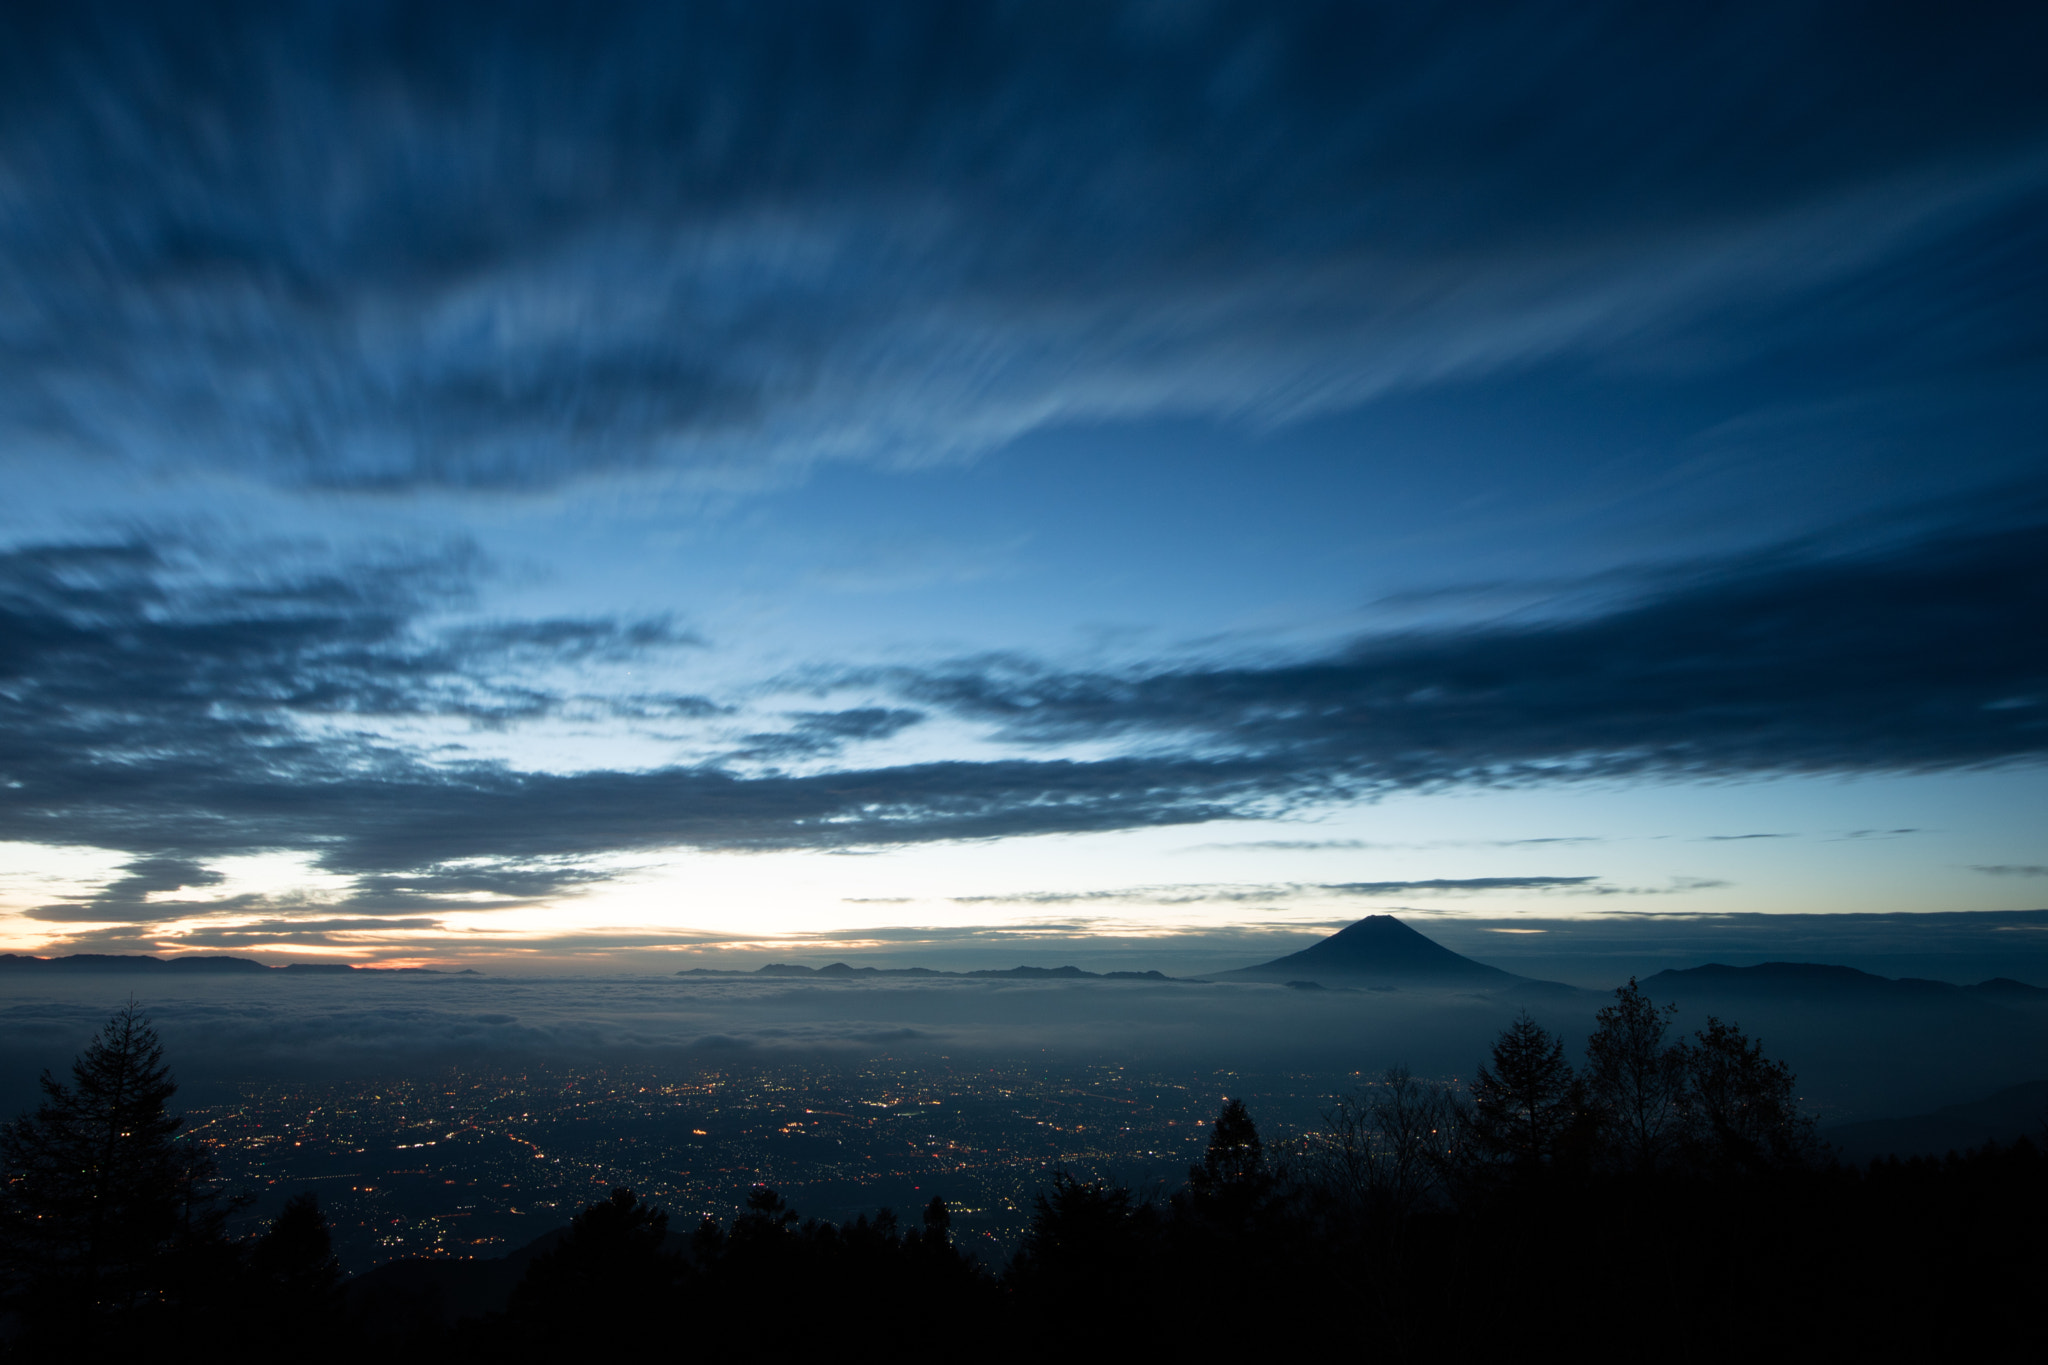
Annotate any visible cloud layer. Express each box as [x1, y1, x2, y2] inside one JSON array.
[[1, 504, 2041, 929], [892, 514, 2048, 784], [2, 4, 2043, 942], [2, 2, 2042, 490]]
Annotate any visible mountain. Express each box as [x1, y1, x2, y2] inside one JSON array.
[[0, 953, 474, 974], [1639, 962, 2047, 1005], [0, 953, 271, 974], [1824, 1079, 2048, 1162], [1215, 915, 1544, 988]]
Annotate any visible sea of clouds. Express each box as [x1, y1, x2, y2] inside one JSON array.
[[5, 968, 2046, 1130]]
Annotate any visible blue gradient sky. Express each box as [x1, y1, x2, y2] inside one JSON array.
[[0, 2, 2042, 972]]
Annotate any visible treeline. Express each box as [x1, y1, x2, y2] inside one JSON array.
[[4, 993, 2044, 1360]]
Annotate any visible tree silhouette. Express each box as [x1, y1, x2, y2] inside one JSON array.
[[511, 1186, 675, 1336], [1009, 1172, 1160, 1319], [1309, 1067, 1459, 1219], [1677, 1017, 1817, 1173], [915, 1194, 953, 1256], [251, 1191, 342, 1302], [244, 1192, 346, 1351], [0, 1002, 225, 1330], [675, 1185, 993, 1352], [1189, 1097, 1266, 1196], [1466, 1011, 1577, 1174], [1583, 979, 1685, 1172]]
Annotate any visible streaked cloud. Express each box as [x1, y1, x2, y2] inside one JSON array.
[[1, 3, 2042, 957], [1, 4, 2041, 492], [942, 875, 1722, 906]]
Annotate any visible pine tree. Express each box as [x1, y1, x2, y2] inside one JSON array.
[[0, 1002, 225, 1324], [510, 1187, 676, 1337], [242, 1192, 347, 1352], [1466, 1011, 1577, 1173], [917, 1194, 953, 1254], [251, 1191, 342, 1305], [1179, 1096, 1280, 1248], [1010, 1172, 1159, 1306], [1190, 1098, 1266, 1195]]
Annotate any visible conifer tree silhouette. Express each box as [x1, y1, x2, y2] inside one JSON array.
[[511, 1186, 675, 1333], [1012, 1172, 1158, 1298], [244, 1192, 347, 1352], [0, 1002, 224, 1326], [1190, 1098, 1266, 1194], [919, 1194, 952, 1251], [1467, 1011, 1577, 1173], [1179, 1096, 1281, 1252], [252, 1191, 343, 1305]]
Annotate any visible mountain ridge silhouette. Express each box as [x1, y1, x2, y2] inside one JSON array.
[[0, 953, 474, 974], [1641, 960, 2047, 1002]]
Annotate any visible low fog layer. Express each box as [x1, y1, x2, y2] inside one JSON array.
[[4, 971, 2043, 1133]]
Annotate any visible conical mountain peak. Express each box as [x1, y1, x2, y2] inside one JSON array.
[[1218, 914, 1520, 984]]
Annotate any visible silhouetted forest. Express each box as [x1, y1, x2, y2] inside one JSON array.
[[4, 989, 2043, 1360]]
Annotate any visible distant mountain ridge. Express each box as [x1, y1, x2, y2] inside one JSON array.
[[679, 918, 1563, 989], [679, 962, 1174, 981], [1824, 1078, 2048, 1162], [1641, 961, 2046, 1003], [0, 953, 474, 975], [1216, 915, 1564, 989]]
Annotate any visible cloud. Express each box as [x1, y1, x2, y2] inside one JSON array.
[[166, 918, 448, 948], [0, 538, 697, 740], [0, 539, 1269, 874], [0, 3, 2042, 491], [335, 862, 625, 914], [1972, 865, 2048, 878], [1327, 878, 1602, 895], [1181, 836, 1603, 852], [444, 618, 705, 662], [1, 505, 2043, 921], [726, 707, 926, 762], [949, 876, 1611, 906], [892, 514, 2048, 786], [28, 857, 228, 922], [1184, 840, 1389, 853]]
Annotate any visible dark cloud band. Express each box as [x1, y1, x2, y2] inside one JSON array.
[[3, 506, 2045, 913], [893, 513, 2048, 784]]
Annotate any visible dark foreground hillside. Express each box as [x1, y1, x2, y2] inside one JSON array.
[[4, 997, 2044, 1361]]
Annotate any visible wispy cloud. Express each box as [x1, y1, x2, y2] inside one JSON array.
[[891, 513, 2048, 786], [1181, 836, 1604, 852], [0, 5, 2041, 492], [942, 876, 1697, 906]]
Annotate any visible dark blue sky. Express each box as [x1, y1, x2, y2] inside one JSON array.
[[1, 2, 2043, 969]]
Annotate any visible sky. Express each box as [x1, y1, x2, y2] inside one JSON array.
[[1, 1, 2044, 974]]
